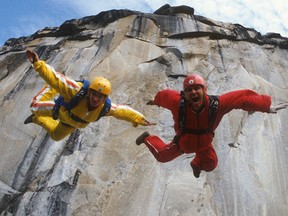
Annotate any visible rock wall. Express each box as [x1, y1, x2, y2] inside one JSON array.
[[0, 4, 288, 216]]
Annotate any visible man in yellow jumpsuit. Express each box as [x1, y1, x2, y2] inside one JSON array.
[[24, 49, 154, 141]]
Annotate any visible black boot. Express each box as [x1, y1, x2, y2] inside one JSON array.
[[136, 132, 150, 145], [24, 114, 35, 124], [190, 163, 201, 178]]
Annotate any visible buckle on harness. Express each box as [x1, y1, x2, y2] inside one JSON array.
[[52, 104, 60, 120]]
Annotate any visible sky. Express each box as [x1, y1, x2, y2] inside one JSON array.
[[0, 0, 287, 46]]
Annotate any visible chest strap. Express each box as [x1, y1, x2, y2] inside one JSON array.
[[182, 128, 210, 135], [68, 111, 89, 124]]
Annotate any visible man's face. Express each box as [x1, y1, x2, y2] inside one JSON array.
[[184, 85, 205, 111], [88, 89, 106, 108]]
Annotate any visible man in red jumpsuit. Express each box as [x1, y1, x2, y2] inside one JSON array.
[[136, 74, 288, 178]]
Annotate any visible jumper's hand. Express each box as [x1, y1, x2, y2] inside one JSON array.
[[146, 100, 155, 105], [133, 118, 156, 127], [269, 103, 288, 113], [26, 49, 39, 64], [142, 119, 156, 126]]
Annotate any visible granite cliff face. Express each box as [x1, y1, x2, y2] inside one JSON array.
[[0, 4, 288, 216]]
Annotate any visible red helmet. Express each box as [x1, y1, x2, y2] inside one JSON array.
[[183, 74, 206, 90]]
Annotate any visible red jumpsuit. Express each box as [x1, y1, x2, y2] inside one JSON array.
[[144, 89, 271, 172]]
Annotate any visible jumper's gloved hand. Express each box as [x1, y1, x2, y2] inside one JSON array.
[[269, 103, 288, 113], [146, 100, 155, 105], [133, 117, 156, 127], [142, 119, 156, 126], [26, 49, 39, 64]]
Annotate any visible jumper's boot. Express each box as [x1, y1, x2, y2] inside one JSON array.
[[136, 132, 150, 145], [24, 114, 35, 124], [190, 163, 201, 178]]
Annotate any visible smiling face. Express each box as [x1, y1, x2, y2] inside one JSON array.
[[88, 89, 106, 108], [184, 84, 205, 112]]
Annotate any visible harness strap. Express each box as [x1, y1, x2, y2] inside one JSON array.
[[61, 121, 74, 128], [67, 80, 90, 110], [208, 95, 219, 132], [182, 128, 210, 134], [96, 97, 111, 121], [68, 111, 89, 124], [178, 91, 186, 128]]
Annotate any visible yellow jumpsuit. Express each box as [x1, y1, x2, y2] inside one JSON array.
[[29, 60, 148, 141]]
